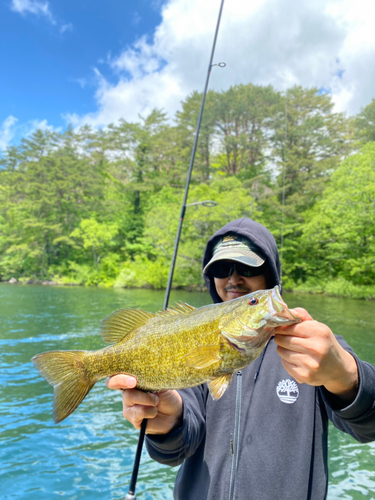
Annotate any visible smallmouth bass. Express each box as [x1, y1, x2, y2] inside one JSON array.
[[32, 286, 300, 423]]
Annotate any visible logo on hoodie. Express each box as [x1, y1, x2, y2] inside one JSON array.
[[276, 379, 299, 404]]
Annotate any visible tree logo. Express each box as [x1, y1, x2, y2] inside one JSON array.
[[276, 379, 299, 404]]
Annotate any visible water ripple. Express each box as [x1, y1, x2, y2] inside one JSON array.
[[1, 286, 374, 499]]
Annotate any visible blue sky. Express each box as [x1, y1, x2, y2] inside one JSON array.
[[2, 0, 375, 151], [1, 0, 164, 135]]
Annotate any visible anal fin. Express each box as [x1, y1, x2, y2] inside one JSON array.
[[207, 374, 233, 400]]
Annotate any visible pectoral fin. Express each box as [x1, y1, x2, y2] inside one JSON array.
[[184, 345, 221, 369], [207, 374, 233, 400]]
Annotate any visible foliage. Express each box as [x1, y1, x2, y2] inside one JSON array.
[[301, 143, 375, 286], [70, 218, 119, 269], [270, 86, 354, 286], [0, 83, 373, 298], [142, 178, 258, 287], [355, 98, 375, 143]]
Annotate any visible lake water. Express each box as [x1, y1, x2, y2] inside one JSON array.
[[1, 284, 375, 499]]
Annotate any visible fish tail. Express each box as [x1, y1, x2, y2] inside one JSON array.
[[32, 350, 95, 424]]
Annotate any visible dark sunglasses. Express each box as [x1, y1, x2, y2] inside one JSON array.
[[208, 260, 265, 279]]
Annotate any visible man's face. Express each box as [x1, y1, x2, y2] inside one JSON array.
[[213, 261, 267, 302]]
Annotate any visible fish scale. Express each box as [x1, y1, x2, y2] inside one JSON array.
[[32, 286, 300, 423]]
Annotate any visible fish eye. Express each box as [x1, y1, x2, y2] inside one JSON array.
[[248, 298, 259, 306]]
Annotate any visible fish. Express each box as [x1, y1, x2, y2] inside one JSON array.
[[32, 286, 300, 423]]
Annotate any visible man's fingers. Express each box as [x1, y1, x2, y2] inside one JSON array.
[[274, 334, 306, 352], [122, 389, 159, 408], [289, 307, 313, 322], [275, 309, 315, 336], [106, 376, 183, 434], [122, 391, 162, 430], [123, 403, 159, 428], [105, 374, 137, 390]]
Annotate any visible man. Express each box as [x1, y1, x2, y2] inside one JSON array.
[[107, 218, 375, 500]]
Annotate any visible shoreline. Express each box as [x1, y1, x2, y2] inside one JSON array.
[[2, 278, 374, 300], [0, 278, 207, 293]]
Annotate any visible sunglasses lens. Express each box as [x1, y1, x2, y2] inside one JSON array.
[[209, 261, 233, 278], [208, 261, 264, 278], [235, 263, 253, 277]]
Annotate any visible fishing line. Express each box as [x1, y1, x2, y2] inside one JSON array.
[[280, 89, 288, 285], [124, 1, 226, 498], [163, 0, 226, 311]]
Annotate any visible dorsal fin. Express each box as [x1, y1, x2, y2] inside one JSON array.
[[100, 308, 155, 344], [155, 302, 196, 317]]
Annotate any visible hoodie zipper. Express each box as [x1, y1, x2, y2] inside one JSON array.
[[228, 343, 270, 500], [228, 371, 242, 500]]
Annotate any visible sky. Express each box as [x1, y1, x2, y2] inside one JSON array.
[[1, 0, 375, 151]]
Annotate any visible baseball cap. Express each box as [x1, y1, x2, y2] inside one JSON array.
[[203, 233, 265, 274]]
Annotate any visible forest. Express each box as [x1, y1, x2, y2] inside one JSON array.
[[1, 84, 375, 298]]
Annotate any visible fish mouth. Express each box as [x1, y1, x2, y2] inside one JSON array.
[[267, 286, 301, 326]]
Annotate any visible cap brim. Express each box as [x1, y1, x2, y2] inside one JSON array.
[[203, 248, 265, 274]]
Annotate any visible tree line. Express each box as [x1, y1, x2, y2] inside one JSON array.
[[1, 84, 374, 298]]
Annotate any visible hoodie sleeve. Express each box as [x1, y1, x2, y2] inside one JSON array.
[[145, 385, 208, 466], [320, 337, 375, 443]]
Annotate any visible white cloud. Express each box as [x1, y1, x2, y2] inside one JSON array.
[[0, 116, 57, 152], [132, 11, 141, 26], [11, 0, 55, 23], [60, 23, 73, 34], [67, 0, 375, 128], [10, 0, 73, 32], [26, 119, 56, 135], [0, 116, 18, 151]]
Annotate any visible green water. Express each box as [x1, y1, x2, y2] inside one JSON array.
[[1, 284, 374, 499]]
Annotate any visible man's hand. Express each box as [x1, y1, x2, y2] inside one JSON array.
[[274, 308, 359, 406], [106, 374, 183, 435]]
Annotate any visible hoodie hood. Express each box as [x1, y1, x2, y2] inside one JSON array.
[[203, 218, 281, 304]]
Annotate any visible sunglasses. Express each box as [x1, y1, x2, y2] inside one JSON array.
[[208, 261, 265, 279]]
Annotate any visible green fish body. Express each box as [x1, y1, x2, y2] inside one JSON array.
[[32, 286, 300, 423]]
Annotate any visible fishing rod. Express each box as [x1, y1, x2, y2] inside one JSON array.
[[124, 0, 226, 498]]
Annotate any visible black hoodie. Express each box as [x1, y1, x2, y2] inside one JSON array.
[[202, 218, 281, 303], [146, 218, 375, 500]]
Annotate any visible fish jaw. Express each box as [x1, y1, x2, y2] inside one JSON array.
[[265, 286, 301, 327]]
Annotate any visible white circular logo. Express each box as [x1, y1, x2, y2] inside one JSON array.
[[276, 379, 299, 404]]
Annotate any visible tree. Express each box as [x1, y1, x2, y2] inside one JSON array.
[[0, 130, 106, 278], [175, 90, 218, 183], [355, 98, 375, 143], [270, 87, 352, 285], [70, 219, 118, 269], [301, 143, 375, 286], [273, 86, 351, 212], [141, 177, 260, 287], [214, 84, 281, 180]]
